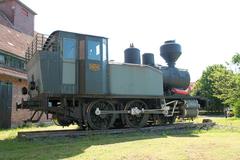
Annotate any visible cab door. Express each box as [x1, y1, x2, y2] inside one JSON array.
[[62, 37, 77, 94], [85, 37, 108, 94]]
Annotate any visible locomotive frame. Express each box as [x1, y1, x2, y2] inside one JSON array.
[[19, 92, 206, 130]]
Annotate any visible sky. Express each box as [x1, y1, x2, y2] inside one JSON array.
[[21, 0, 240, 81]]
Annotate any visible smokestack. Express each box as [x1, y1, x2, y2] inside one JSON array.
[[160, 40, 182, 67]]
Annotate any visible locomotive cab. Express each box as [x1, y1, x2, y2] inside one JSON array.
[[26, 31, 108, 96]]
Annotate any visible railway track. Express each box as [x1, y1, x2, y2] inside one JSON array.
[[18, 122, 215, 139]]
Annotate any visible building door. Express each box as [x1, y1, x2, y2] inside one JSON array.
[[0, 82, 12, 129]]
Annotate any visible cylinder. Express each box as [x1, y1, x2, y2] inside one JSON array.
[[142, 53, 155, 67], [160, 40, 181, 67], [124, 44, 141, 64], [160, 67, 190, 90], [181, 100, 200, 118]]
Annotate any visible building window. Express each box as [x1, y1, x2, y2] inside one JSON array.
[[0, 54, 5, 64], [0, 53, 25, 71], [63, 38, 76, 60]]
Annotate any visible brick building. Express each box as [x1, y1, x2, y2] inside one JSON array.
[[0, 0, 38, 128], [0, 0, 36, 36]]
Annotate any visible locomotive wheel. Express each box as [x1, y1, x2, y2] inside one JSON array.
[[86, 100, 116, 130], [167, 115, 176, 124], [124, 100, 149, 128], [52, 114, 72, 126], [159, 115, 176, 124]]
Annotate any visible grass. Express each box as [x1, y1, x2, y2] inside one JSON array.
[[0, 117, 240, 160], [195, 116, 240, 127]]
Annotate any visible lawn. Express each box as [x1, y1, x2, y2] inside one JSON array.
[[0, 117, 240, 160]]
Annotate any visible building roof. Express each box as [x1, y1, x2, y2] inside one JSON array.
[[0, 10, 14, 28], [0, 23, 33, 58], [0, 0, 37, 15], [15, 0, 37, 15]]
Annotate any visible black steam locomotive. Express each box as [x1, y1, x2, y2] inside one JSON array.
[[17, 30, 205, 130]]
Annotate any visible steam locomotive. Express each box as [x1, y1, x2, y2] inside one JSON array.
[[17, 30, 206, 130]]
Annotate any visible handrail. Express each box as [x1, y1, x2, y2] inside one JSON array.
[[25, 33, 57, 62]]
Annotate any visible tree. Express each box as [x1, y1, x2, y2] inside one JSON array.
[[192, 53, 240, 117], [229, 75, 240, 117], [232, 53, 240, 66], [229, 53, 240, 73], [191, 64, 235, 112], [228, 53, 240, 117]]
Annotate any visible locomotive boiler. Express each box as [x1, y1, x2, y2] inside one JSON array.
[[17, 30, 205, 130]]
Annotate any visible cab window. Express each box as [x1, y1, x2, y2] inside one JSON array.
[[102, 39, 107, 61], [88, 40, 101, 61], [63, 38, 76, 59]]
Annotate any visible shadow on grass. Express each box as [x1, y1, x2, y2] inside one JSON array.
[[0, 129, 199, 160]]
